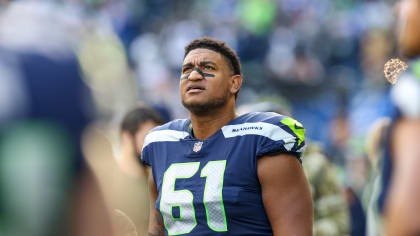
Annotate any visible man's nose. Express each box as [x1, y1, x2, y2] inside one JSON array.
[[188, 68, 204, 80]]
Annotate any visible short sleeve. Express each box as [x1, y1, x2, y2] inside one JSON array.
[[256, 117, 306, 162], [140, 134, 153, 166]]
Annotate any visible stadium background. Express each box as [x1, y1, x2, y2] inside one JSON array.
[[0, 0, 397, 235]]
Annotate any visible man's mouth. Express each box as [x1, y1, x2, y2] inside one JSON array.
[[187, 85, 205, 92]]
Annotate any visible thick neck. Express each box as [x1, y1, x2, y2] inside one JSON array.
[[189, 102, 236, 140]]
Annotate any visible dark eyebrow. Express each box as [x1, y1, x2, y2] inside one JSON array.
[[199, 61, 216, 66], [182, 62, 193, 68], [182, 61, 217, 68]]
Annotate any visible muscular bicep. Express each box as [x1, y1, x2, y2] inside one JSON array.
[[147, 167, 164, 236], [385, 119, 420, 236], [257, 153, 313, 236]]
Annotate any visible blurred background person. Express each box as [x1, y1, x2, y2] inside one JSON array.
[[117, 105, 163, 178], [79, 104, 164, 236], [0, 1, 113, 235], [380, 0, 420, 235], [115, 105, 163, 234]]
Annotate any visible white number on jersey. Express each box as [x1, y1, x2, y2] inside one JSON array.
[[160, 161, 227, 235]]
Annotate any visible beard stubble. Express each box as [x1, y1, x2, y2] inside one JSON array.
[[182, 91, 229, 117]]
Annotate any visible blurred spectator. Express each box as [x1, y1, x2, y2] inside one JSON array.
[[304, 143, 350, 236], [117, 105, 163, 178], [82, 105, 163, 236], [0, 1, 112, 235], [116, 105, 163, 234], [380, 0, 420, 235]]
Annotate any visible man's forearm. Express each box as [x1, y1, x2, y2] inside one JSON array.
[[148, 211, 164, 236]]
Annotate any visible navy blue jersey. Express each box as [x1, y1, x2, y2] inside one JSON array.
[[378, 59, 420, 213], [141, 112, 306, 236]]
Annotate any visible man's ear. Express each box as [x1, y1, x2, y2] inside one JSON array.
[[230, 74, 242, 95]]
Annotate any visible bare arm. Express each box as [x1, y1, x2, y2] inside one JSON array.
[[258, 153, 313, 236], [385, 119, 420, 236], [147, 167, 165, 236]]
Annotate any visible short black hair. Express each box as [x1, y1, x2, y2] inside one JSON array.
[[184, 37, 242, 76], [120, 105, 163, 136]]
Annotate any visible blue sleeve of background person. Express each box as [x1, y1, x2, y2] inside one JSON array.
[[2, 49, 94, 172]]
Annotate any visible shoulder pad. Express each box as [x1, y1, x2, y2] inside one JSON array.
[[142, 119, 189, 150]]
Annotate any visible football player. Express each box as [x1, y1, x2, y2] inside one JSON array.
[[142, 37, 313, 236]]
